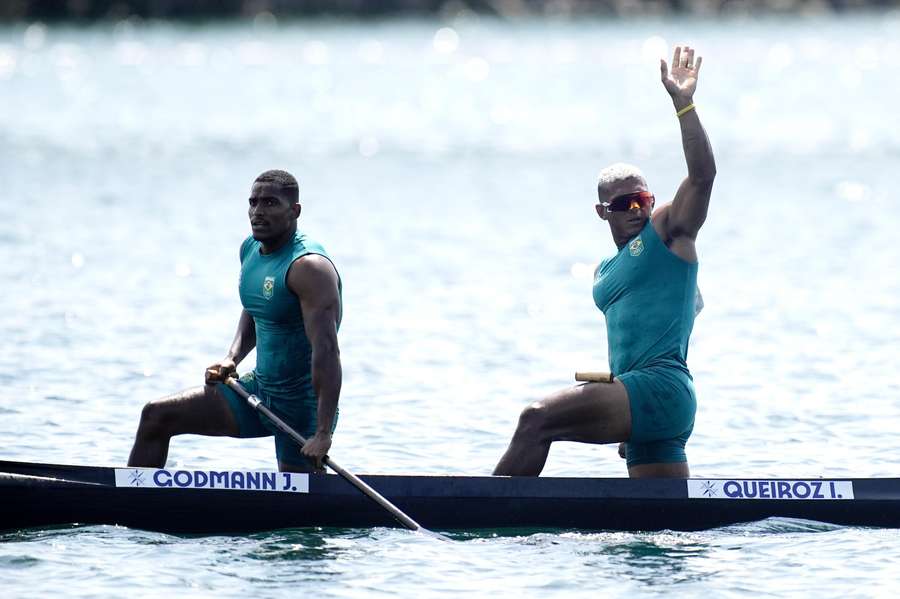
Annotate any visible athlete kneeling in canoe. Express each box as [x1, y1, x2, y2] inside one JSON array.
[[494, 45, 716, 478], [128, 169, 342, 473]]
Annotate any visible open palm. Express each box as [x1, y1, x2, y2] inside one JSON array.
[[661, 45, 701, 100]]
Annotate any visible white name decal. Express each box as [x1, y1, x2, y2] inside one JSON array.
[[687, 479, 854, 500], [114, 468, 309, 493]]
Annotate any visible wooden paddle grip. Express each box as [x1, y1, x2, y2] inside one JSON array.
[[575, 371, 614, 383]]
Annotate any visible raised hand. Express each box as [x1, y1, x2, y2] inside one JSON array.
[[661, 45, 702, 103]]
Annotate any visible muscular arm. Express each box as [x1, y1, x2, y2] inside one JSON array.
[[286, 254, 342, 460], [205, 310, 256, 383], [659, 45, 717, 241], [226, 309, 257, 364]]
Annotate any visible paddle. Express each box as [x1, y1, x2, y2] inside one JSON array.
[[223, 377, 447, 540], [575, 371, 614, 383]]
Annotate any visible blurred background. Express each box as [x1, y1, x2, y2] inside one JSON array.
[[1, 0, 898, 480], [3, 0, 900, 19]]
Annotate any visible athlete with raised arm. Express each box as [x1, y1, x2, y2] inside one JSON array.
[[494, 45, 716, 478]]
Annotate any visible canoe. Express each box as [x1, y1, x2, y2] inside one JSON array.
[[3, 460, 899, 534]]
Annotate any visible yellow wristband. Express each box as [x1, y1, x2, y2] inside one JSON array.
[[676, 103, 695, 118]]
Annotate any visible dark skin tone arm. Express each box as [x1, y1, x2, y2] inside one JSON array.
[[653, 45, 717, 262], [617, 45, 716, 467], [205, 309, 257, 384], [286, 253, 342, 468]]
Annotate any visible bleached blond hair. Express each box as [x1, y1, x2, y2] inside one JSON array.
[[596, 163, 647, 195]]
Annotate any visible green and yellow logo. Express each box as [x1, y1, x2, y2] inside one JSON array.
[[262, 276, 275, 300], [629, 237, 644, 257]]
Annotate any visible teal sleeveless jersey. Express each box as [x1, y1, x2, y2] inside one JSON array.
[[238, 231, 342, 398], [592, 219, 697, 375]]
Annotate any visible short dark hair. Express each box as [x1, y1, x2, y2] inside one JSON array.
[[254, 169, 299, 204]]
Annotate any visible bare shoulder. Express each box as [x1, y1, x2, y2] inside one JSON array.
[[286, 254, 339, 296]]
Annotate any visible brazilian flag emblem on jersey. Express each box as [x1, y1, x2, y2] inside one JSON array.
[[628, 237, 644, 257], [262, 276, 275, 300]]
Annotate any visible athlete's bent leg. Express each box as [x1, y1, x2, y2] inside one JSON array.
[[492, 380, 632, 477], [127, 384, 240, 467], [619, 443, 689, 477]]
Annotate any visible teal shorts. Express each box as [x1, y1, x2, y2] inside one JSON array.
[[618, 365, 696, 467], [217, 372, 336, 471]]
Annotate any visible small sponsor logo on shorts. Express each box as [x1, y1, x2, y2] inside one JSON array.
[[114, 468, 309, 493], [687, 479, 854, 500], [629, 237, 644, 257], [262, 276, 275, 299]]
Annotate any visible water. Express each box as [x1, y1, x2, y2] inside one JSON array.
[[2, 12, 900, 598]]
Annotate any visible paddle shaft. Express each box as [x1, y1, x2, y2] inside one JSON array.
[[575, 371, 614, 383], [223, 377, 426, 533]]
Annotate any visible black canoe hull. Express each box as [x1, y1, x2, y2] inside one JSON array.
[[3, 460, 900, 534]]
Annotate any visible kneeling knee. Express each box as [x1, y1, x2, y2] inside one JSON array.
[[515, 401, 548, 439], [138, 401, 174, 438]]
